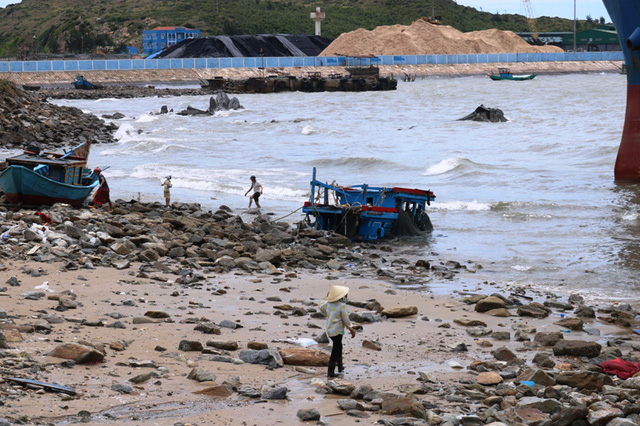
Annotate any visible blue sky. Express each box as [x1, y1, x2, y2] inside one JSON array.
[[0, 0, 612, 22], [455, 1, 611, 21]]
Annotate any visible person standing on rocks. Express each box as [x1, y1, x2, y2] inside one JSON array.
[[319, 285, 356, 378], [91, 167, 114, 212], [162, 175, 172, 207], [244, 175, 263, 208]]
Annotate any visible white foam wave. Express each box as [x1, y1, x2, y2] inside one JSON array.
[[114, 164, 308, 201], [93, 98, 121, 103], [423, 158, 465, 176], [431, 201, 491, 211], [301, 126, 319, 135], [114, 123, 138, 142], [136, 114, 158, 123], [511, 265, 532, 272], [622, 212, 639, 221]]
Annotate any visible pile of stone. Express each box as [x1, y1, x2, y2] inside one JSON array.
[[0, 200, 466, 282], [0, 81, 117, 149]]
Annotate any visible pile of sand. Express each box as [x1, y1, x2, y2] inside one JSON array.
[[320, 19, 563, 56]]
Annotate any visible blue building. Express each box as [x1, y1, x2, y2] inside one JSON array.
[[142, 27, 201, 55]]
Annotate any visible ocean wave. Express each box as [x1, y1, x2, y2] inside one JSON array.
[[116, 164, 308, 201], [423, 157, 490, 176], [311, 157, 406, 170], [511, 265, 532, 272], [430, 200, 490, 211], [302, 126, 319, 135], [622, 212, 640, 221], [136, 114, 158, 123], [113, 123, 139, 142]]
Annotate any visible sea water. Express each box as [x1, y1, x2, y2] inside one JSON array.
[[11, 72, 640, 303]]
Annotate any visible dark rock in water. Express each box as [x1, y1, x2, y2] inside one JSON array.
[[160, 105, 168, 114], [102, 112, 125, 119], [458, 105, 507, 122], [177, 105, 210, 116]]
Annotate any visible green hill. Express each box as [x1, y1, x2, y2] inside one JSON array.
[[0, 0, 605, 58]]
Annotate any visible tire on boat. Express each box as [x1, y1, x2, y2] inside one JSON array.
[[277, 80, 287, 89]]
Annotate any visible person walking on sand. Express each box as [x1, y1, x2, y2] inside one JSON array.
[[162, 175, 172, 207], [91, 167, 114, 212], [319, 285, 356, 378], [244, 175, 263, 208]]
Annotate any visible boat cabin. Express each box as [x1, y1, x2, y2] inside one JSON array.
[[6, 146, 93, 186], [498, 68, 512, 76]]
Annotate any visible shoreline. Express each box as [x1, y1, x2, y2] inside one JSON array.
[[0, 60, 623, 87]]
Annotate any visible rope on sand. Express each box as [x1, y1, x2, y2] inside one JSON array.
[[272, 206, 303, 222]]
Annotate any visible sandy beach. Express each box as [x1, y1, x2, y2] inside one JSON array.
[[0, 232, 626, 425]]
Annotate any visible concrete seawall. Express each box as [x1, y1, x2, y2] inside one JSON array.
[[0, 61, 623, 86]]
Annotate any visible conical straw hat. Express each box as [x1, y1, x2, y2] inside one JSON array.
[[327, 285, 349, 302]]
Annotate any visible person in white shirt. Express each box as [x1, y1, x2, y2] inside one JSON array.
[[244, 175, 263, 208]]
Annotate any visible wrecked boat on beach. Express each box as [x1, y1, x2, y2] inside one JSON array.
[[302, 168, 435, 241], [0, 142, 98, 207]]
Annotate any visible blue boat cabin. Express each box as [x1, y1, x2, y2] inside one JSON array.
[[302, 168, 435, 241]]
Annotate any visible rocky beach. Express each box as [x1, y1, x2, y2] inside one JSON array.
[[0, 199, 639, 426], [1, 68, 640, 425]]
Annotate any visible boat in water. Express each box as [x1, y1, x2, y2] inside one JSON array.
[[603, 0, 640, 180], [301, 168, 435, 241], [488, 68, 536, 81], [0, 142, 98, 207]]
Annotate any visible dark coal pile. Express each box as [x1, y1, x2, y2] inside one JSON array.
[[157, 34, 331, 58]]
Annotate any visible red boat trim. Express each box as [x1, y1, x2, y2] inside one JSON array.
[[391, 187, 428, 196], [361, 206, 397, 213]]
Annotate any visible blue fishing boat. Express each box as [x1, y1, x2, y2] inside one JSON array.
[[488, 68, 536, 81], [0, 143, 98, 207], [73, 75, 94, 90], [302, 168, 435, 241], [603, 0, 640, 180]]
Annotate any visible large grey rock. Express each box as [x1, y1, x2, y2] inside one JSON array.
[[238, 348, 283, 368], [534, 331, 563, 347], [516, 397, 562, 414], [475, 296, 506, 313], [553, 340, 601, 358], [555, 371, 613, 391]]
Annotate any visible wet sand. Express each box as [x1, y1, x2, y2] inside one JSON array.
[[0, 257, 616, 425]]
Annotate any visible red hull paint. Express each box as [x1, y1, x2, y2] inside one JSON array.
[[615, 85, 640, 181], [5, 193, 85, 207]]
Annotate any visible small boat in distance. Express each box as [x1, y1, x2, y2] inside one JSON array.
[[301, 168, 435, 241], [489, 68, 536, 81], [0, 142, 98, 207]]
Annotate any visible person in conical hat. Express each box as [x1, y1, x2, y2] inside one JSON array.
[[319, 285, 356, 378]]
